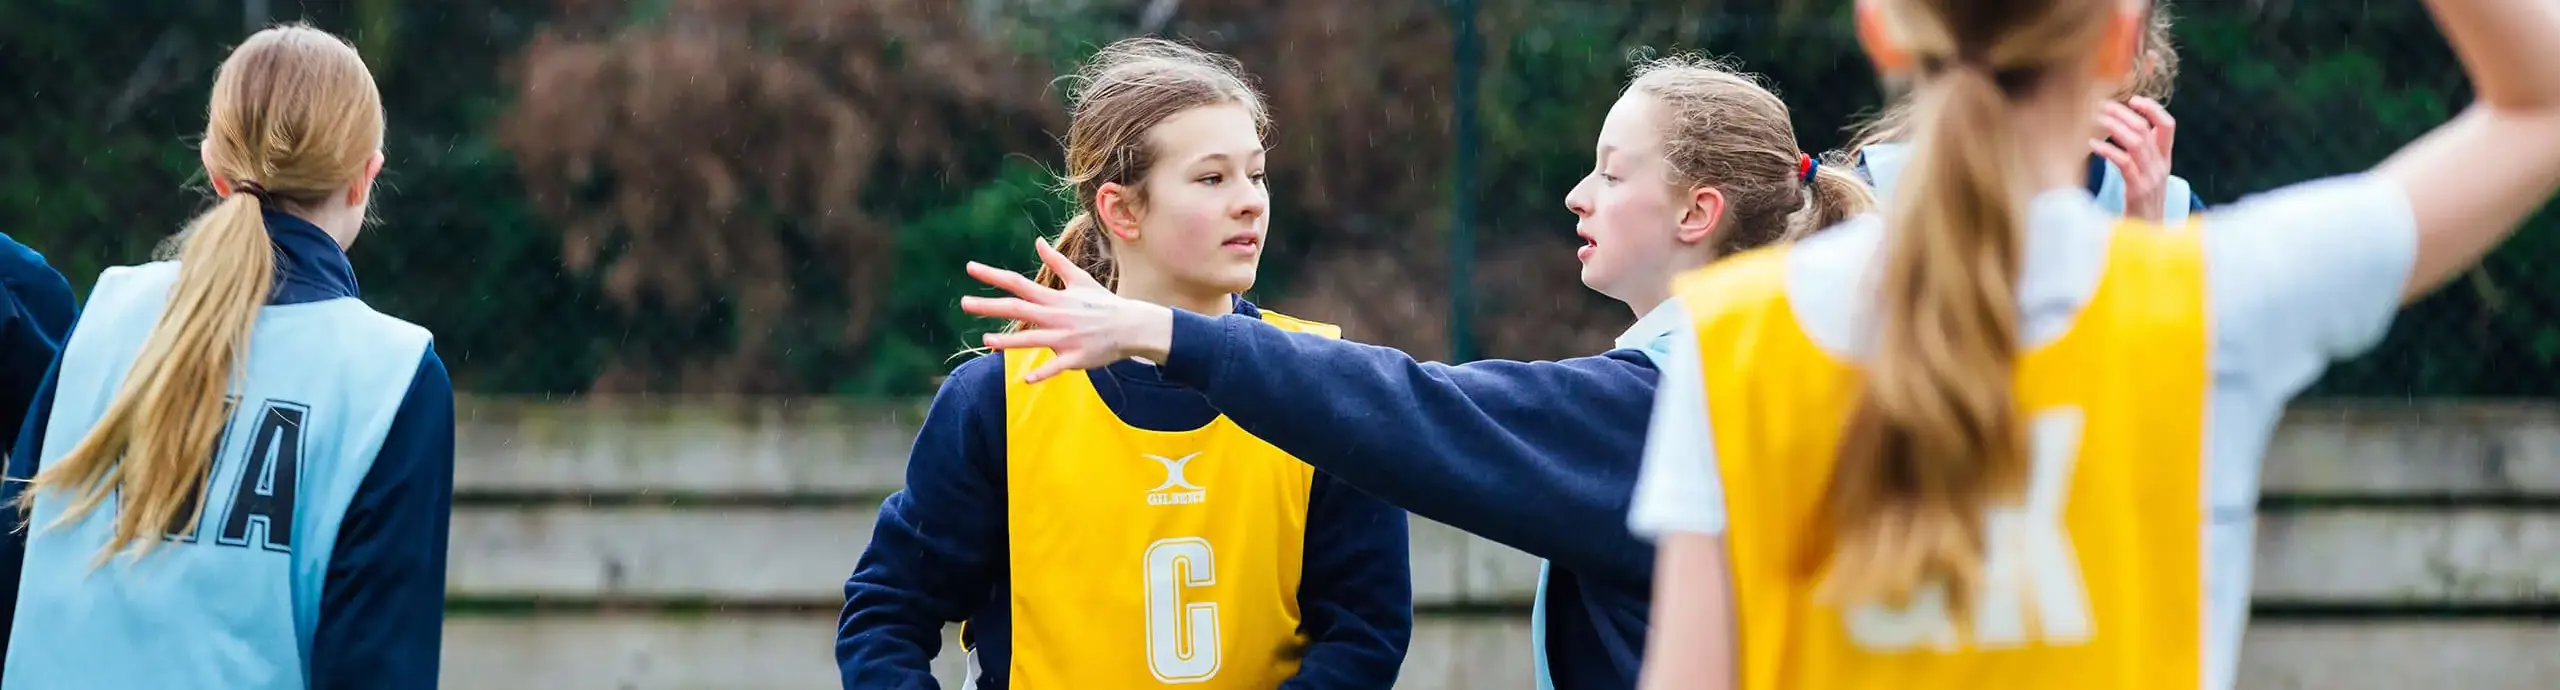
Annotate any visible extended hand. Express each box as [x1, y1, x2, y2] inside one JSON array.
[[960, 238, 1176, 383]]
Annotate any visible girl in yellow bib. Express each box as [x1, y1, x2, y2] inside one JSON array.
[[1631, 0, 2560, 688], [835, 38, 1411, 689]]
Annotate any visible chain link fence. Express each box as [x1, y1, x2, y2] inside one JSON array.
[[3, 0, 2547, 398]]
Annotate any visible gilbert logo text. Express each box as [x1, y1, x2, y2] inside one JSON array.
[[1146, 452, 1206, 506]]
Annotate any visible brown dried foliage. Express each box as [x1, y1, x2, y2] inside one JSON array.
[[501, 0, 1061, 393], [507, 0, 1666, 391]]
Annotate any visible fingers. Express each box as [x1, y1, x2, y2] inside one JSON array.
[[1021, 359, 1078, 385], [2099, 102, 2151, 152], [2095, 117, 2151, 169], [2095, 106, 2160, 176], [966, 262, 1059, 303], [1034, 237, 1106, 291], [2090, 138, 2139, 173], [979, 327, 1064, 352], [2127, 96, 2177, 156], [959, 295, 1055, 324]]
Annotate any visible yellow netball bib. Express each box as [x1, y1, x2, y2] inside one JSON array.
[[996, 310, 1336, 688], [1671, 224, 2208, 689]]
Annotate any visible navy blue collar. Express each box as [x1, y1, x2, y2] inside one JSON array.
[[2083, 154, 2111, 196], [261, 210, 361, 305]]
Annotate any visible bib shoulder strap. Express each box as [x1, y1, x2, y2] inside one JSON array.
[[1256, 309, 1342, 340]]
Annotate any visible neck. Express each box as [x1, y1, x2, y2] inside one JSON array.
[[2017, 86, 2108, 197], [289, 203, 364, 249], [1116, 271, 1234, 317], [1619, 244, 1717, 318], [1621, 290, 1667, 320]]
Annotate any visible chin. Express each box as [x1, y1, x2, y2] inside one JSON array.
[[1579, 263, 1614, 297]]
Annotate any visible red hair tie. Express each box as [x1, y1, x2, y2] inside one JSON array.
[[1797, 153, 1818, 185]]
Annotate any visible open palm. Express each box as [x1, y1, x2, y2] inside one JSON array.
[[960, 238, 1175, 383]]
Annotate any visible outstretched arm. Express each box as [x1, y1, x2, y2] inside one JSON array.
[[2375, 0, 2560, 302], [959, 240, 1661, 586]]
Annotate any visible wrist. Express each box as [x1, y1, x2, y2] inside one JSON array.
[[1129, 303, 1175, 363]]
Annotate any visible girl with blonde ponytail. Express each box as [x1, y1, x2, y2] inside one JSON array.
[[1633, 0, 2560, 687], [0, 24, 451, 690]]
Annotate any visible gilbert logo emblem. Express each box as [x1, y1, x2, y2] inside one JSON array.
[[1146, 452, 1206, 506]]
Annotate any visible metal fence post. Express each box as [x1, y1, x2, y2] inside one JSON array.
[[1450, 0, 1481, 363]]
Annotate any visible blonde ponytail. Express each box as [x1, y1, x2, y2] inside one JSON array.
[[1819, 64, 2029, 619], [30, 189, 276, 563]]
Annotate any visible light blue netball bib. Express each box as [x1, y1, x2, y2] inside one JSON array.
[[4, 261, 429, 690]]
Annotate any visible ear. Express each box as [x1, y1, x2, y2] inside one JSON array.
[[1675, 185, 1727, 245], [1856, 0, 1913, 77], [346, 150, 386, 207], [1096, 182, 1142, 241], [202, 142, 233, 198], [2093, 5, 2146, 81]]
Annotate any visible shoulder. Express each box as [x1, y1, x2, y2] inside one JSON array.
[[405, 349, 454, 396], [310, 301, 436, 371], [65, 262, 182, 336], [2200, 174, 2406, 238], [89, 261, 180, 299], [940, 351, 1010, 403], [0, 234, 68, 291], [348, 302, 435, 349]]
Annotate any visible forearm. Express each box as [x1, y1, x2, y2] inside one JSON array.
[[1639, 533, 1736, 690], [2429, 0, 2560, 109]]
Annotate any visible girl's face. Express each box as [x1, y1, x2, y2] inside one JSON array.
[[1110, 103, 1271, 299], [1566, 93, 1695, 310]]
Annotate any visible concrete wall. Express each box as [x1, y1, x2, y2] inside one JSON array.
[[437, 398, 2560, 689]]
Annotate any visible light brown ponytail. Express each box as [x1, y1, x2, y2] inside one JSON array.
[[1822, 0, 2120, 622], [1031, 212, 1116, 293], [1790, 151, 1881, 241], [1822, 64, 2028, 617], [23, 24, 381, 563]]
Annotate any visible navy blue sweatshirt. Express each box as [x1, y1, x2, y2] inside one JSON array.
[[0, 211, 455, 690], [1158, 309, 1662, 690], [837, 299, 1414, 689], [0, 233, 76, 461]]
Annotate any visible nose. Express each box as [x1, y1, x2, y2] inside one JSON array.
[[1234, 183, 1269, 220], [1565, 175, 1596, 217]]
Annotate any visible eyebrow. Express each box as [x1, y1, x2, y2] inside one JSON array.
[[1189, 149, 1269, 165]]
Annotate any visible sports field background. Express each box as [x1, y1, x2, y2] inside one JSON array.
[[6, 0, 2546, 399]]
